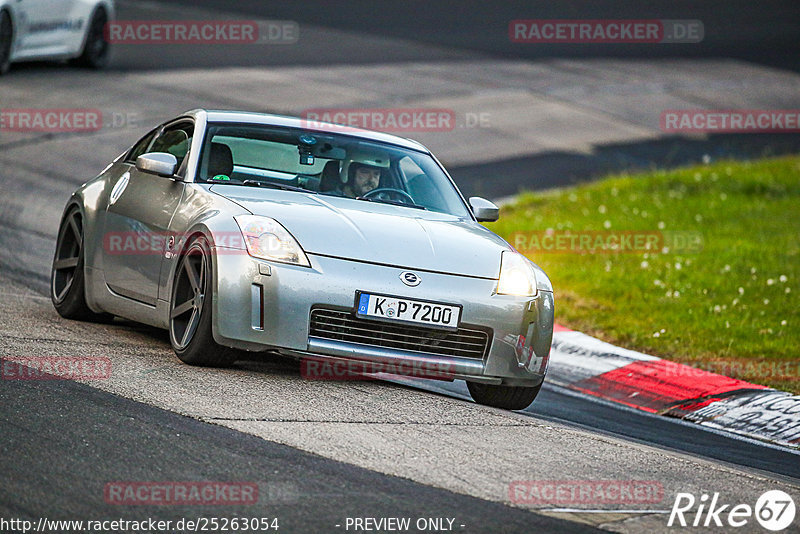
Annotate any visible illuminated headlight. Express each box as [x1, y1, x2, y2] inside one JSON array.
[[234, 215, 311, 267], [497, 251, 538, 296]]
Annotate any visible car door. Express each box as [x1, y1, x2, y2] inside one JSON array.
[[13, 0, 75, 55], [102, 120, 194, 306]]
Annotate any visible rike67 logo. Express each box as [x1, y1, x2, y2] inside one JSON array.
[[668, 490, 796, 531]]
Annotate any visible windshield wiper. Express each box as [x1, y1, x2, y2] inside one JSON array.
[[242, 180, 317, 194], [355, 197, 427, 210]]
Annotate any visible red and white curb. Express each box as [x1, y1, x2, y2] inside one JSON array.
[[548, 324, 800, 449]]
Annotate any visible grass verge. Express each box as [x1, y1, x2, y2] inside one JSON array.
[[487, 155, 799, 393]]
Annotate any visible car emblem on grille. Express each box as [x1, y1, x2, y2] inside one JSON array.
[[400, 271, 421, 286]]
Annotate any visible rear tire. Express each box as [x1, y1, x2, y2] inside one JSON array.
[[51, 206, 114, 322], [71, 7, 109, 69], [169, 236, 238, 367], [0, 10, 12, 76], [467, 381, 542, 411]]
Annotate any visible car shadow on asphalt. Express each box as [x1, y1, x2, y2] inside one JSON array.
[[108, 316, 303, 375]]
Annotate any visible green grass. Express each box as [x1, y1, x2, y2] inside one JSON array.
[[487, 155, 800, 393]]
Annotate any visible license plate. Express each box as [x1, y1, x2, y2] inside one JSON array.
[[355, 292, 461, 331]]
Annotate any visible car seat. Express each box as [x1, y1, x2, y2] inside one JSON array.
[[208, 142, 234, 179]]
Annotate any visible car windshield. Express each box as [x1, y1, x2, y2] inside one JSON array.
[[197, 123, 470, 217]]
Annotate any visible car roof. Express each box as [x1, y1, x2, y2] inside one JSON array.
[[188, 109, 430, 153]]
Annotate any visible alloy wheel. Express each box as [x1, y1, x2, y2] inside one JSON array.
[[170, 243, 207, 350], [52, 209, 83, 303]]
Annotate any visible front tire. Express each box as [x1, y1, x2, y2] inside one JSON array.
[[71, 7, 109, 69], [467, 381, 542, 411], [169, 236, 238, 367], [0, 10, 12, 75], [51, 206, 113, 322]]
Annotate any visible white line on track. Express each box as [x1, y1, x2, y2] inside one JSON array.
[[541, 509, 670, 514]]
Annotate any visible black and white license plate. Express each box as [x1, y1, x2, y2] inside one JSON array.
[[355, 291, 461, 330]]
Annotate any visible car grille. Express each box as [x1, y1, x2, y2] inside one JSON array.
[[309, 308, 490, 360]]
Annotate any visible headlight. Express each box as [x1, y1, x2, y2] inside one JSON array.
[[234, 215, 311, 267], [497, 251, 537, 296]]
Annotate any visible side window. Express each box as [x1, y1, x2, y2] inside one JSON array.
[[149, 122, 195, 171], [124, 129, 158, 163]]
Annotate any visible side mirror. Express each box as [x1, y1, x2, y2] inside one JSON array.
[[469, 196, 499, 222], [136, 152, 178, 178]]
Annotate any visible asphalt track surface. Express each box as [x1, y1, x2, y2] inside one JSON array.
[[0, 370, 599, 533], [2, 1, 800, 533], [417, 380, 800, 479], [119, 0, 800, 71]]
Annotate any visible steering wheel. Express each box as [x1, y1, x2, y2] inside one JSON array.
[[361, 188, 415, 205]]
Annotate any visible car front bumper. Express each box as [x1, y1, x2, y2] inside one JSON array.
[[211, 249, 553, 386]]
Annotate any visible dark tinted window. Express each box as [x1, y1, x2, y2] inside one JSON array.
[[150, 122, 194, 170], [125, 129, 157, 163]]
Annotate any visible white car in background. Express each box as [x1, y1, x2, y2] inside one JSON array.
[[0, 0, 113, 74]]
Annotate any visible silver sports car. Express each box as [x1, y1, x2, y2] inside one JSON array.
[[51, 109, 554, 410]]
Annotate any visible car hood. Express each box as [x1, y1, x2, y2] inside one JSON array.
[[210, 186, 508, 278]]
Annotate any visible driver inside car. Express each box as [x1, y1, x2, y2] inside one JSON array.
[[342, 162, 382, 198]]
